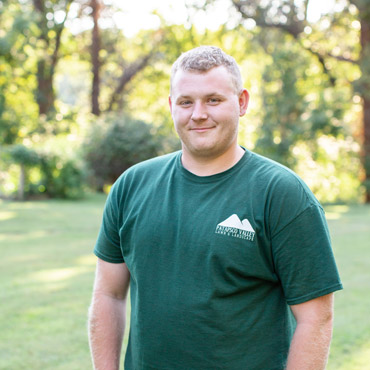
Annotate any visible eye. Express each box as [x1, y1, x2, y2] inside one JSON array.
[[180, 100, 192, 106], [207, 97, 221, 104]]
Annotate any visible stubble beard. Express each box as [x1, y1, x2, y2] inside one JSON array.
[[180, 121, 239, 161]]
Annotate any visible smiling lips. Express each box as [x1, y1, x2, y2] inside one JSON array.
[[190, 126, 215, 132]]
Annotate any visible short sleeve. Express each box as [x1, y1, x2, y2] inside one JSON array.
[[94, 184, 124, 263], [272, 205, 343, 305]]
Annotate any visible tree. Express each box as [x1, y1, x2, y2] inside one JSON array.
[[351, 0, 370, 202], [71, 0, 166, 115], [32, 0, 73, 116], [99, 27, 165, 113], [91, 0, 101, 115], [4, 145, 39, 200], [229, 0, 370, 201], [0, 0, 40, 145]]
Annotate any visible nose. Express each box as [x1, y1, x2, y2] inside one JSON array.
[[191, 101, 208, 121]]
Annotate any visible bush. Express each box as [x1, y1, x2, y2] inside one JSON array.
[[0, 145, 40, 200], [6, 145, 40, 166], [0, 146, 86, 200], [37, 153, 87, 199], [84, 115, 165, 190]]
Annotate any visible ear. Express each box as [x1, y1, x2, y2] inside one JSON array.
[[238, 89, 249, 117], [169, 95, 173, 114]]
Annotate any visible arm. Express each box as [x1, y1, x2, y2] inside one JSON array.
[[286, 293, 334, 370], [88, 258, 130, 370]]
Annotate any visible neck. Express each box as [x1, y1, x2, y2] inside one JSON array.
[[181, 145, 245, 176]]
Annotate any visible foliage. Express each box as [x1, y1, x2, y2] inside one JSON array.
[[253, 32, 351, 168], [83, 115, 169, 190], [294, 137, 363, 203], [0, 0, 366, 203], [37, 152, 87, 199], [0, 144, 40, 200], [0, 144, 86, 200], [5, 144, 39, 167], [0, 8, 39, 146], [226, 0, 368, 202]]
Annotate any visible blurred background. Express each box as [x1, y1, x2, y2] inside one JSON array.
[[0, 0, 369, 369]]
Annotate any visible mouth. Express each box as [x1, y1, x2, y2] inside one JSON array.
[[190, 127, 215, 132]]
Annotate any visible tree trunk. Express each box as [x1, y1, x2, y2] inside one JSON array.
[[18, 164, 25, 201], [33, 0, 71, 117], [360, 16, 370, 203], [363, 96, 370, 202], [91, 0, 101, 116], [37, 60, 55, 116]]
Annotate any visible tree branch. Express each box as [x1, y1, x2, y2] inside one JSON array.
[[308, 48, 336, 86], [303, 0, 310, 22], [32, 0, 44, 13], [232, 0, 359, 85], [107, 52, 156, 111], [51, 0, 73, 71], [232, 0, 304, 38], [326, 52, 358, 64]]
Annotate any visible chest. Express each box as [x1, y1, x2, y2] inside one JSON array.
[[119, 174, 277, 289]]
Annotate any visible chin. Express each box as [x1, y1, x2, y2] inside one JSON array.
[[192, 145, 227, 158]]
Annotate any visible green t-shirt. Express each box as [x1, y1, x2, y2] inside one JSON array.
[[94, 149, 342, 370]]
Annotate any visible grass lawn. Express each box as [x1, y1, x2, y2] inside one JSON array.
[[325, 205, 370, 370], [0, 195, 369, 369]]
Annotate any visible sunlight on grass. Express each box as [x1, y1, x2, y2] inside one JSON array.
[[0, 211, 16, 221], [0, 230, 52, 242], [325, 205, 350, 220], [8, 201, 49, 209], [31, 266, 91, 283], [75, 254, 97, 267], [337, 340, 370, 370]]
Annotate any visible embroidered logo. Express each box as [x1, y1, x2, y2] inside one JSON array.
[[215, 214, 255, 241]]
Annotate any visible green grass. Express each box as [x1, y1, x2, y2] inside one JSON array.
[[0, 194, 110, 370], [0, 196, 369, 369], [325, 205, 370, 370]]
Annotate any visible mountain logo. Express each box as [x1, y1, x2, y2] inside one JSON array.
[[215, 214, 255, 241]]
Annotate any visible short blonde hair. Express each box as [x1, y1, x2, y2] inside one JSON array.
[[170, 46, 243, 94]]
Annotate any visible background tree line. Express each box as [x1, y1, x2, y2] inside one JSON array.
[[0, 0, 367, 203]]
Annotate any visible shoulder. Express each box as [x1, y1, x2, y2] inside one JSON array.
[[243, 151, 324, 236], [108, 151, 179, 200], [116, 151, 179, 183], [247, 151, 319, 206], [248, 151, 304, 182]]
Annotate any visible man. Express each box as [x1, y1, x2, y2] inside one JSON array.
[[88, 46, 342, 370]]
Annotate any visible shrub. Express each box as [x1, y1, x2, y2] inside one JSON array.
[[38, 153, 86, 199], [0, 146, 87, 200], [84, 115, 164, 190], [1, 145, 40, 200]]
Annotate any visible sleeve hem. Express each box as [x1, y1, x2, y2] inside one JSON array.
[[94, 249, 125, 264], [286, 283, 343, 306]]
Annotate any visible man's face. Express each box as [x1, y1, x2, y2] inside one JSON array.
[[169, 66, 248, 161]]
